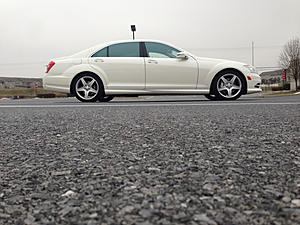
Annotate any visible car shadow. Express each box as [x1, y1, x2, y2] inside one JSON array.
[[55, 97, 263, 104], [108, 99, 261, 104]]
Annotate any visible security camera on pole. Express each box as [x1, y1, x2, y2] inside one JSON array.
[[131, 25, 136, 40]]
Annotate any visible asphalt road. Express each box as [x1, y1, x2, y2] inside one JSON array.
[[0, 95, 300, 225]]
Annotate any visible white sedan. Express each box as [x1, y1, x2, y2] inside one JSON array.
[[43, 40, 261, 102]]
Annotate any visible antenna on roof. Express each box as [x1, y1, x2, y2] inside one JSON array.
[[131, 25, 136, 40]]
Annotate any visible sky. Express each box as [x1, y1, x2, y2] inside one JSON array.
[[0, 0, 299, 77]]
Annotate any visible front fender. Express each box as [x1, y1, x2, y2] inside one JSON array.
[[205, 62, 248, 89]]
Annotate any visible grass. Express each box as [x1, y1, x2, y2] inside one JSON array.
[[263, 91, 297, 97], [0, 88, 67, 98]]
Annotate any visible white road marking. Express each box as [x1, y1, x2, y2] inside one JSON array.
[[0, 102, 299, 108]]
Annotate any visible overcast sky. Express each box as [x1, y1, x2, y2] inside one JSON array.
[[0, 0, 299, 77]]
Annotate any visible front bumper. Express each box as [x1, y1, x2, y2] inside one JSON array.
[[247, 73, 262, 94]]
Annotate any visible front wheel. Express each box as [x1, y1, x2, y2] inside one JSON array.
[[211, 71, 245, 100], [73, 74, 103, 102]]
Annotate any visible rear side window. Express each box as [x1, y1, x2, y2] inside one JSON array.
[[109, 42, 139, 57], [145, 42, 180, 58], [92, 47, 107, 57]]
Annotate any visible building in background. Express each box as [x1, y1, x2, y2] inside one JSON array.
[[260, 70, 289, 85], [260, 69, 297, 91]]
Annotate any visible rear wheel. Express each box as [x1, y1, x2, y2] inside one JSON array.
[[211, 71, 244, 100], [99, 96, 114, 102], [73, 74, 103, 102]]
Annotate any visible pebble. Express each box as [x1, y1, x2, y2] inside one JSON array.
[[0, 213, 10, 219], [89, 213, 98, 219], [52, 170, 71, 176], [291, 199, 300, 207], [193, 214, 217, 225], [61, 190, 76, 197], [282, 196, 291, 203]]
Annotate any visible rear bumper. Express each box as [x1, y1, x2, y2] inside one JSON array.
[[43, 73, 71, 93], [43, 84, 70, 93]]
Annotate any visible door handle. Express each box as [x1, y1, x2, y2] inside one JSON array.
[[94, 58, 104, 63], [148, 59, 158, 64]]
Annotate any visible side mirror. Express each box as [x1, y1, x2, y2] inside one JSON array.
[[176, 52, 188, 60]]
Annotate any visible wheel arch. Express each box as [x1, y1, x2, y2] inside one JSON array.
[[70, 71, 105, 95], [209, 68, 247, 95]]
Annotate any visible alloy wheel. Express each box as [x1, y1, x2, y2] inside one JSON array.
[[75, 76, 99, 100], [217, 74, 242, 99]]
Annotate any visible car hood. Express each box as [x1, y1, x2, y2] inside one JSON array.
[[195, 56, 246, 66]]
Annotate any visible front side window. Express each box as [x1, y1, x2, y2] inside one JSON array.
[[145, 42, 180, 58], [109, 42, 140, 57], [92, 47, 107, 57]]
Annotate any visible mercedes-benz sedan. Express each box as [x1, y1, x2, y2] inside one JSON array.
[[43, 40, 261, 102]]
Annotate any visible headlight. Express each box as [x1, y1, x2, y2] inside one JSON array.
[[244, 65, 257, 74]]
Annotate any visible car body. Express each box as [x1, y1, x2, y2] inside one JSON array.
[[43, 40, 261, 102]]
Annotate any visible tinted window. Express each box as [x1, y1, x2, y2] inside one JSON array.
[[109, 42, 140, 57], [92, 47, 107, 57], [145, 42, 180, 58]]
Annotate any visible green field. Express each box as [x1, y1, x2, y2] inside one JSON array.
[[0, 88, 67, 98], [263, 91, 297, 97]]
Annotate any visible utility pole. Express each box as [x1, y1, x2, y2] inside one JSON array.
[[251, 41, 255, 66]]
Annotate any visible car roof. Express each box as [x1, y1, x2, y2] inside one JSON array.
[[72, 39, 185, 58], [92, 39, 184, 52]]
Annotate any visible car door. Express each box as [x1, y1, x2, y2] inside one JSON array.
[[89, 42, 145, 90], [144, 42, 198, 90]]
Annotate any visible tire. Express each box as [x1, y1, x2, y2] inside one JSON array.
[[99, 96, 114, 102], [204, 94, 219, 101], [72, 73, 104, 102], [211, 70, 245, 100]]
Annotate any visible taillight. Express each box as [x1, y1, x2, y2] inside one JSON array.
[[46, 61, 55, 73]]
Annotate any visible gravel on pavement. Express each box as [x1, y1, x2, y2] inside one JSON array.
[[0, 97, 300, 224]]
